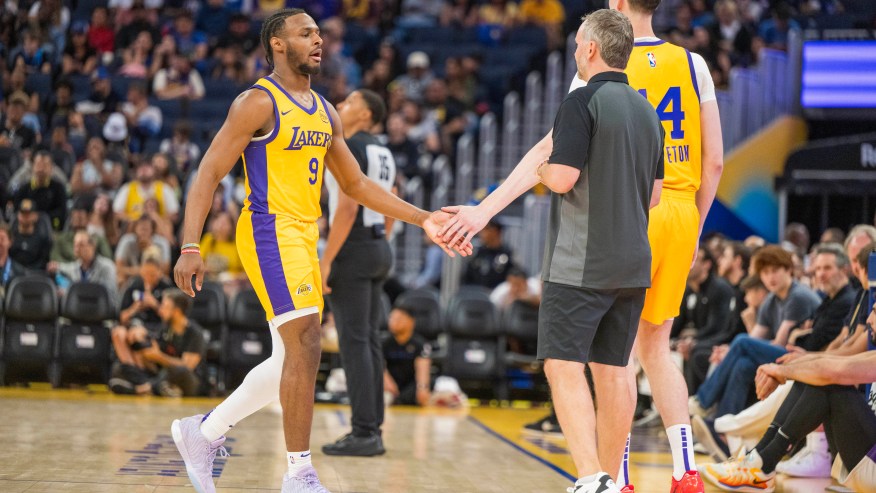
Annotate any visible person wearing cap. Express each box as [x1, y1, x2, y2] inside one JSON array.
[[10, 198, 53, 271], [76, 67, 120, 116], [113, 157, 181, 223], [462, 218, 516, 289], [0, 92, 37, 152], [390, 51, 435, 104], [12, 150, 68, 231], [51, 195, 114, 263], [61, 21, 98, 76]]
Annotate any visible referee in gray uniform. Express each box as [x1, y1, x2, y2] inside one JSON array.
[[320, 89, 396, 457], [535, 10, 665, 493]]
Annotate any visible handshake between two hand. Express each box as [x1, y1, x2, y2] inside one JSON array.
[[422, 204, 490, 258]]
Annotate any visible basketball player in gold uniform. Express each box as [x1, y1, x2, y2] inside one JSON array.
[[169, 9, 468, 493]]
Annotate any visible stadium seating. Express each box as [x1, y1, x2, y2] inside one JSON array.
[[189, 281, 227, 393], [224, 288, 270, 389], [443, 286, 506, 399], [502, 301, 540, 370], [0, 275, 59, 386], [55, 282, 117, 386]]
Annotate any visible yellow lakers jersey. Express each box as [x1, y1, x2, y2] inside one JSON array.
[[241, 76, 334, 221], [626, 41, 702, 194]]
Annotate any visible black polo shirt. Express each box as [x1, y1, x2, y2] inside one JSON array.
[[543, 71, 665, 290]]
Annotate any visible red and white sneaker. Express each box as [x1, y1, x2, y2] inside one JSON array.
[[620, 485, 635, 493], [670, 471, 705, 493]]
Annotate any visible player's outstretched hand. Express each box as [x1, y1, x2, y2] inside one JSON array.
[[425, 210, 473, 258], [438, 205, 490, 251], [174, 253, 205, 297]]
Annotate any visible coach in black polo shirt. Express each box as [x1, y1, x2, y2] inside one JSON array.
[[536, 10, 665, 493]]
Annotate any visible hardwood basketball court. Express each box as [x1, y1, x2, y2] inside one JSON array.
[[0, 388, 834, 492]]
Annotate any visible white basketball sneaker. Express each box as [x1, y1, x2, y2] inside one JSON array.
[[567, 473, 622, 493]]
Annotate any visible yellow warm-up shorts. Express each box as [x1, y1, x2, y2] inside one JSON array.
[[236, 210, 324, 321], [641, 190, 700, 325]]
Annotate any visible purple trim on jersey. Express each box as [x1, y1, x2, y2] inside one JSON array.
[[317, 92, 333, 128], [247, 85, 280, 145], [243, 145, 269, 213], [685, 50, 701, 102], [265, 75, 317, 115], [251, 213, 295, 314], [635, 40, 666, 47]]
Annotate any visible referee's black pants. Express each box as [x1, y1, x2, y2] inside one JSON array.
[[327, 237, 392, 437]]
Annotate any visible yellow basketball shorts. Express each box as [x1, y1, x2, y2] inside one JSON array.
[[641, 190, 700, 325], [237, 210, 323, 321]]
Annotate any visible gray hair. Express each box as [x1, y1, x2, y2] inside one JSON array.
[[580, 10, 635, 70], [813, 242, 849, 268], [844, 224, 876, 250]]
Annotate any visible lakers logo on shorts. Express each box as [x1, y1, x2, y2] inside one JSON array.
[[297, 284, 313, 295]]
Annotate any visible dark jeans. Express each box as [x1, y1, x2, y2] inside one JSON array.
[[695, 334, 787, 417], [111, 362, 201, 396], [327, 237, 392, 437]]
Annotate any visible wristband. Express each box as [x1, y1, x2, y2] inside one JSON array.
[[181, 243, 200, 250], [181, 248, 201, 255]]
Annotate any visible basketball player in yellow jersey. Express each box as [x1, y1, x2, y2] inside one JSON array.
[[169, 9, 469, 493], [439, 3, 723, 492]]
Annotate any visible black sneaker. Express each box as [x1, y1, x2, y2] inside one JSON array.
[[522, 413, 563, 438], [321, 433, 386, 457]]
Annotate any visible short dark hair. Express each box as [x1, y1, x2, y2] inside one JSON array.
[[260, 8, 306, 69], [740, 275, 766, 292], [33, 149, 54, 163], [357, 89, 386, 125], [163, 288, 192, 314], [813, 242, 849, 269], [752, 245, 794, 275], [507, 266, 528, 279], [727, 241, 752, 272], [698, 243, 717, 273], [629, 0, 661, 13]]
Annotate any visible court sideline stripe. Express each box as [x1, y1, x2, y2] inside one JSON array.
[[467, 415, 575, 481]]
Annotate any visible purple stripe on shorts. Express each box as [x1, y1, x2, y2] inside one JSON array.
[[251, 213, 294, 314]]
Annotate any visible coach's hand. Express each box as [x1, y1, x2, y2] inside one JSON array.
[[424, 210, 473, 258], [438, 204, 490, 251], [319, 258, 332, 295], [174, 253, 205, 297]]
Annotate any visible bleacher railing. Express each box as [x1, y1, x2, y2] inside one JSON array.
[[398, 33, 797, 294]]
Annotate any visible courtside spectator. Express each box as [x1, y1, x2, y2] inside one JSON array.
[[10, 199, 52, 271], [11, 150, 67, 231], [0, 223, 26, 297], [383, 304, 432, 406], [490, 266, 542, 310], [47, 230, 118, 303], [463, 219, 515, 289]]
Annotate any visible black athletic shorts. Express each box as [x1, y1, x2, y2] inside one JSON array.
[[537, 282, 646, 367]]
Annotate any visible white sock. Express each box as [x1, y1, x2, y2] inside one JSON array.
[[287, 450, 313, 476], [575, 473, 600, 486], [666, 424, 696, 480], [200, 326, 285, 442], [200, 410, 233, 442], [616, 433, 631, 487]]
